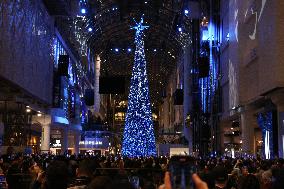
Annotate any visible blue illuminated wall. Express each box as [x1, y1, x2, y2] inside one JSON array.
[[53, 38, 67, 68], [52, 36, 87, 121], [0, 0, 54, 103], [257, 111, 274, 159], [199, 23, 219, 113]]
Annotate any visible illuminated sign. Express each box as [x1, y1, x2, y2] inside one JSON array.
[[79, 137, 109, 149], [54, 116, 69, 125], [79, 141, 102, 145], [53, 140, 61, 147]]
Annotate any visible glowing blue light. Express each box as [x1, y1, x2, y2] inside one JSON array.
[[127, 48, 132, 52], [54, 116, 69, 125], [122, 16, 156, 157], [115, 48, 119, 52], [202, 30, 209, 41], [178, 27, 182, 32], [184, 9, 189, 15], [81, 8, 86, 14], [199, 23, 219, 113], [88, 27, 93, 32]]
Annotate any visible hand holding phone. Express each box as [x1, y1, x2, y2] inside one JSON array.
[[159, 172, 208, 189], [168, 156, 197, 189]]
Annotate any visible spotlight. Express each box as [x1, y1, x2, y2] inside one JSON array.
[[26, 109, 31, 113], [37, 111, 42, 117], [115, 48, 119, 52], [178, 27, 182, 32], [127, 48, 132, 52], [81, 8, 86, 14], [88, 27, 93, 32], [153, 49, 157, 52], [184, 9, 189, 15], [145, 1, 148, 4]]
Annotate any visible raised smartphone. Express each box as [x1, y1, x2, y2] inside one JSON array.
[[168, 156, 197, 189]]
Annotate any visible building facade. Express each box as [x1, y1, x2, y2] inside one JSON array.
[[0, 0, 95, 155], [220, 0, 284, 158]]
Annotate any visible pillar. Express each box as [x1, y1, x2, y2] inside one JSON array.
[[219, 121, 226, 154], [41, 124, 50, 154], [74, 132, 80, 155], [61, 127, 69, 155], [94, 55, 101, 112], [0, 121, 4, 155], [183, 46, 193, 154], [271, 94, 284, 158], [240, 105, 255, 155]]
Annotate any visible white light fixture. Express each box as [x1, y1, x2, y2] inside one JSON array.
[[37, 111, 42, 117]]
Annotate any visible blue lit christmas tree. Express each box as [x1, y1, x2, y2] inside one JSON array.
[[122, 16, 157, 157]]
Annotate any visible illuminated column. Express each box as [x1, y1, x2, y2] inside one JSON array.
[[61, 127, 69, 155], [74, 132, 80, 155], [94, 55, 101, 112], [183, 46, 193, 154], [41, 124, 50, 154], [240, 105, 255, 155]]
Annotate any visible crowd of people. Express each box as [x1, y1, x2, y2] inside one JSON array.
[[0, 153, 283, 189]]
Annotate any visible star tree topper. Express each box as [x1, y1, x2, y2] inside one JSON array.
[[131, 15, 149, 34]]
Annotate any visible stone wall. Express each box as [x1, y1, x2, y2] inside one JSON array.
[[220, 0, 284, 110]]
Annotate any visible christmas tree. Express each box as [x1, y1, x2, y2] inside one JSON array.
[[122, 16, 157, 157]]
